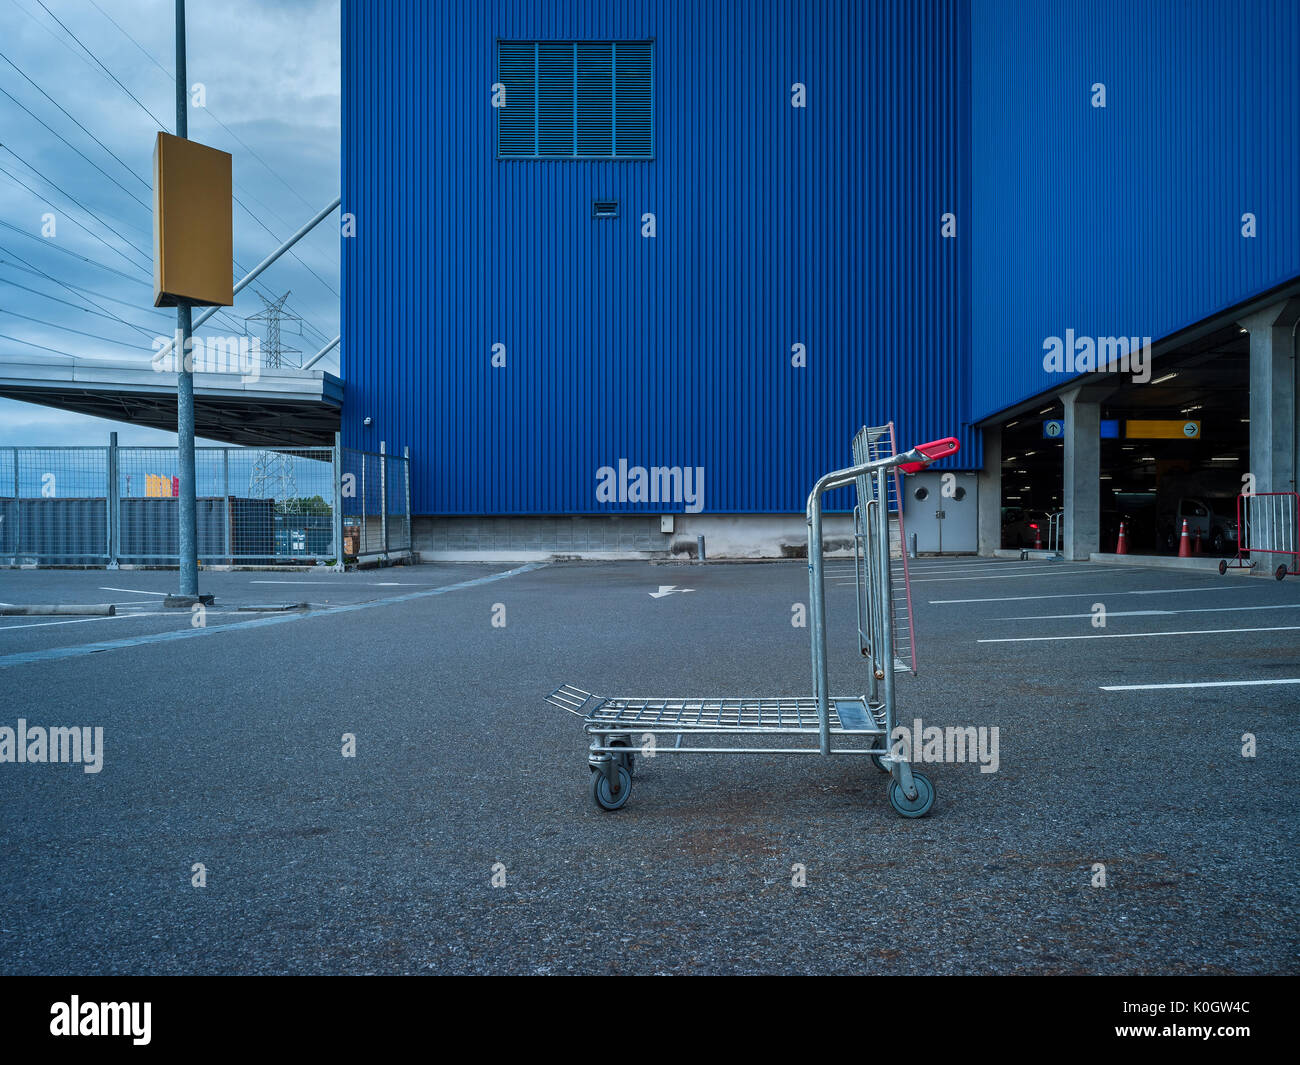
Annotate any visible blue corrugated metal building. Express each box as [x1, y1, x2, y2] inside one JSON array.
[[342, 0, 1300, 558], [342, 0, 972, 522]]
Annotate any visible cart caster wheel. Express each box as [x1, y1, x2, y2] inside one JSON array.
[[870, 753, 891, 774], [1276, 564, 1288, 581], [590, 766, 632, 811], [1218, 560, 1228, 576], [610, 738, 636, 777], [888, 771, 934, 818]]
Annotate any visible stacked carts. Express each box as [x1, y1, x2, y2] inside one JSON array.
[[546, 426, 960, 816]]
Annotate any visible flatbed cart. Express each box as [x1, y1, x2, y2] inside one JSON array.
[[546, 428, 960, 816]]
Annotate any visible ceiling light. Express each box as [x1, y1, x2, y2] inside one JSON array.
[[1150, 372, 1178, 385]]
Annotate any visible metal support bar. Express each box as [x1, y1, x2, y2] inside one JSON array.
[[173, 0, 198, 598], [153, 198, 342, 365], [332, 433, 345, 571], [379, 440, 389, 556], [301, 335, 340, 371], [106, 432, 119, 568], [403, 444, 411, 553], [222, 447, 231, 564]]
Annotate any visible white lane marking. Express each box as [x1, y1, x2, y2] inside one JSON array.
[[979, 625, 1300, 643], [100, 586, 168, 596], [251, 580, 333, 585], [997, 603, 1300, 621], [911, 566, 1111, 583], [0, 612, 169, 632], [931, 586, 1242, 604], [1102, 678, 1300, 691]]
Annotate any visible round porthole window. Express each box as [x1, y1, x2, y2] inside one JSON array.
[[914, 487, 929, 501], [952, 486, 966, 501]]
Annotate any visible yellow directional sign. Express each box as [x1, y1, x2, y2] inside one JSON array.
[[1126, 419, 1201, 439], [153, 132, 233, 308]]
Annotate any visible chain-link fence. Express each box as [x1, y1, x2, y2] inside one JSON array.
[[339, 445, 411, 557], [0, 439, 411, 567]]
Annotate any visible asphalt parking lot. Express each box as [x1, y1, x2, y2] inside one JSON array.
[[0, 556, 1297, 974]]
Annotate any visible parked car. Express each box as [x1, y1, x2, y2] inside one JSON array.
[[1156, 496, 1238, 554]]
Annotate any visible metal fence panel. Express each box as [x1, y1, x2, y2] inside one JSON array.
[[1, 439, 412, 567]]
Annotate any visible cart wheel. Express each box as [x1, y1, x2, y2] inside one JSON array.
[[609, 738, 636, 777], [1276, 564, 1288, 581], [1218, 560, 1228, 575], [590, 766, 632, 811], [870, 753, 891, 774], [888, 771, 935, 818]]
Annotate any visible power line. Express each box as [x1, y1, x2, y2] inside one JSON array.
[[2, 4, 336, 350], [0, 48, 150, 192], [233, 197, 340, 299], [0, 155, 151, 274], [0, 253, 167, 316], [31, 0, 169, 131], [0, 243, 159, 341], [0, 219, 147, 285], [0, 306, 151, 350], [0, 330, 77, 359], [0, 272, 162, 334], [85, 0, 317, 214], [0, 81, 151, 211], [44, 5, 341, 302]]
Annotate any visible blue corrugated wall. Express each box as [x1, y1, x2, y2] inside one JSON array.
[[970, 0, 1300, 422], [342, 0, 974, 515]]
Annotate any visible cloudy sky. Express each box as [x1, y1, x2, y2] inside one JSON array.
[[0, 0, 339, 445]]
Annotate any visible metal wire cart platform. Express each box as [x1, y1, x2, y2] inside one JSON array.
[[547, 426, 960, 816]]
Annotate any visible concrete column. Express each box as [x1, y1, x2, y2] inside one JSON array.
[[977, 425, 1002, 556], [1239, 299, 1300, 496], [1061, 387, 1100, 560]]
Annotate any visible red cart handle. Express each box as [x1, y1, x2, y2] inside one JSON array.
[[898, 437, 960, 474]]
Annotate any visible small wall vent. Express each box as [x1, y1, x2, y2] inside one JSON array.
[[592, 199, 619, 218]]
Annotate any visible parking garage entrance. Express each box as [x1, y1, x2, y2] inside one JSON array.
[[999, 323, 1251, 556]]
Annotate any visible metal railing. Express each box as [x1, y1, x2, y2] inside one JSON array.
[[1224, 491, 1299, 579], [0, 436, 411, 568]]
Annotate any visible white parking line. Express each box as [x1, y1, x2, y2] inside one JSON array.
[[100, 586, 169, 596], [910, 566, 1110, 583], [979, 625, 1300, 643], [997, 603, 1300, 621], [932, 586, 1243, 604], [1102, 678, 1300, 691], [0, 612, 169, 632]]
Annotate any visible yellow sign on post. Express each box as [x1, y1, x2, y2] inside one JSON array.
[[152, 132, 234, 307], [1125, 419, 1202, 439]]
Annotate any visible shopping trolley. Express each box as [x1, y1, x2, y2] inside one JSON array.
[[546, 426, 960, 817]]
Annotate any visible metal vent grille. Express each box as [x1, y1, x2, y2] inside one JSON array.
[[496, 40, 654, 159]]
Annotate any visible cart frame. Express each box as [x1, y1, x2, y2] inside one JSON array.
[[547, 428, 960, 816]]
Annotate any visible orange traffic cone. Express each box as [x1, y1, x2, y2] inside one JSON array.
[[1032, 523, 1042, 550], [1178, 519, 1192, 558], [1193, 527, 1203, 554], [1116, 521, 1129, 555]]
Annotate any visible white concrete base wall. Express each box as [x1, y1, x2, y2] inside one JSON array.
[[412, 513, 862, 562]]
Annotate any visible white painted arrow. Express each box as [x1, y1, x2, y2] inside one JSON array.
[[649, 585, 695, 598]]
